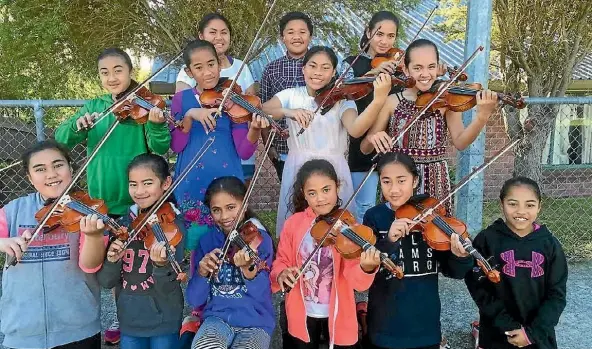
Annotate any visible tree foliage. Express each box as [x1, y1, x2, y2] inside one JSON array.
[[435, 0, 592, 182], [0, 0, 417, 102]]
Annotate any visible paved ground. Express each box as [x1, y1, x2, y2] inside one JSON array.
[[1, 261, 591, 349]]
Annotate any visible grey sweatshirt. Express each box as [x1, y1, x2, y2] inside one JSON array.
[[0, 192, 101, 349], [97, 203, 184, 337]]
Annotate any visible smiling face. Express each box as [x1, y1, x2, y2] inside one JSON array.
[[379, 162, 417, 210], [128, 166, 172, 210], [27, 148, 73, 200], [403, 45, 439, 92], [185, 47, 221, 90], [302, 51, 335, 91], [367, 20, 397, 56], [98, 55, 132, 97], [282, 19, 311, 58], [303, 173, 339, 216], [199, 19, 231, 56], [209, 191, 243, 234], [501, 185, 541, 236]]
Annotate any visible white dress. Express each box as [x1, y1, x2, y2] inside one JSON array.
[[275, 86, 357, 236]]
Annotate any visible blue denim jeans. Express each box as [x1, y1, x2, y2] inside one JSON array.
[[351, 171, 379, 222], [120, 333, 179, 349]]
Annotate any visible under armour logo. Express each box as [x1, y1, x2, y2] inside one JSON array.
[[500, 250, 544, 278]]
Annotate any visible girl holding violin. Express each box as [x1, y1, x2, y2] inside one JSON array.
[[271, 159, 381, 349], [465, 177, 567, 349], [362, 152, 472, 349], [341, 10, 403, 223], [361, 39, 499, 213], [170, 39, 269, 253], [0, 140, 106, 349], [262, 46, 392, 235], [97, 154, 185, 349], [187, 176, 274, 349]]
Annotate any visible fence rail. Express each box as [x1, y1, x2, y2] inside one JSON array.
[[1, 97, 591, 259]]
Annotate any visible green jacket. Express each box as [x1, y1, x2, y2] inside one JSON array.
[[55, 94, 171, 216]]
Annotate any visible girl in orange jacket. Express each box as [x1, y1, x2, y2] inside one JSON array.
[[271, 159, 381, 349]]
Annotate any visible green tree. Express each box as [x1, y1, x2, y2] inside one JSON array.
[[435, 0, 592, 182]]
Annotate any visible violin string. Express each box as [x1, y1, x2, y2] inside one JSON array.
[[151, 223, 184, 275], [67, 201, 122, 230]]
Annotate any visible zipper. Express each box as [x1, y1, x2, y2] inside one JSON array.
[[329, 247, 338, 349]]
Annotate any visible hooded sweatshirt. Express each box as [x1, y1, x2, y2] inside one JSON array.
[[186, 218, 276, 336], [0, 192, 101, 349], [96, 202, 185, 337], [465, 218, 568, 349], [55, 94, 171, 216], [362, 201, 473, 349]]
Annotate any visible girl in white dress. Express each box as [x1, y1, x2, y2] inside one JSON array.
[[262, 45, 392, 235]]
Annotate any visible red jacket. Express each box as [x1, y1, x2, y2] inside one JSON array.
[[270, 207, 377, 347]]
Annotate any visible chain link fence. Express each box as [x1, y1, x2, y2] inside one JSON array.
[[1, 98, 591, 259]]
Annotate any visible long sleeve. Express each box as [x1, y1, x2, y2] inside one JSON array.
[[170, 91, 190, 153], [524, 239, 568, 346], [342, 257, 377, 292], [260, 66, 273, 103], [97, 258, 123, 289], [242, 233, 274, 299], [54, 103, 92, 147], [465, 233, 522, 333], [151, 217, 187, 294], [270, 218, 295, 293], [0, 208, 8, 238], [231, 125, 257, 160], [144, 121, 171, 155], [437, 250, 473, 279], [186, 238, 212, 308]]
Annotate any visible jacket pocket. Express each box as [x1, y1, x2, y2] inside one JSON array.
[[117, 293, 164, 329], [48, 278, 100, 331], [0, 270, 46, 337]]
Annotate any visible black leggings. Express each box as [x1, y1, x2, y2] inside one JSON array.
[[289, 317, 357, 349]]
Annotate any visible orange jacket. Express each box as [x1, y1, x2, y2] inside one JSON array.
[[270, 207, 377, 347]]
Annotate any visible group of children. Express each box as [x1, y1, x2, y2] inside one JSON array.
[[0, 8, 567, 349]]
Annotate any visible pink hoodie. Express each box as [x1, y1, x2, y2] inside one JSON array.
[[270, 207, 377, 347]]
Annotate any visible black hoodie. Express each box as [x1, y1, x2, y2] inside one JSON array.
[[465, 218, 568, 349]]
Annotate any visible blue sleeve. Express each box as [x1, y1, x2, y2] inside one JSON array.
[[186, 236, 213, 308], [242, 231, 274, 299]]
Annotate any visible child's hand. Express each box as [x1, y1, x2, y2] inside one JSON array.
[[76, 112, 99, 131], [198, 248, 223, 277], [277, 267, 300, 292], [372, 73, 392, 101], [106, 239, 125, 263], [285, 108, 314, 129], [233, 247, 253, 268], [79, 214, 105, 237], [148, 107, 166, 124], [476, 89, 499, 120], [360, 246, 381, 273], [150, 241, 173, 267], [250, 114, 271, 130], [367, 131, 393, 154], [186, 107, 218, 134], [450, 233, 469, 257], [0, 230, 32, 261], [506, 328, 530, 347], [388, 218, 415, 242], [373, 60, 398, 75]]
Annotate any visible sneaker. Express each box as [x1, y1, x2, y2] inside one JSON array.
[[471, 321, 480, 349], [104, 320, 120, 345]]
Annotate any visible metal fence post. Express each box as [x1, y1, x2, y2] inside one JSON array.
[[455, 0, 494, 235], [33, 101, 46, 142]]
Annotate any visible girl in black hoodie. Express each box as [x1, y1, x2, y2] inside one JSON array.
[[465, 177, 568, 349]]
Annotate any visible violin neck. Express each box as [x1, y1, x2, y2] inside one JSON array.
[[67, 201, 120, 229], [229, 93, 265, 116]]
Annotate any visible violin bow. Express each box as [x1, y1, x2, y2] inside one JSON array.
[[213, 0, 279, 118], [294, 25, 382, 137], [209, 129, 278, 282], [120, 137, 215, 250]]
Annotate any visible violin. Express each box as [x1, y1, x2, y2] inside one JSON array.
[[314, 74, 416, 115], [35, 191, 128, 238], [416, 82, 526, 112], [310, 209, 404, 279], [371, 48, 469, 82], [395, 196, 501, 283], [199, 79, 289, 139], [226, 221, 269, 272], [130, 203, 187, 282], [113, 84, 190, 133]]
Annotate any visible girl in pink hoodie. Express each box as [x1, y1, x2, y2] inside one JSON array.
[[271, 159, 381, 349]]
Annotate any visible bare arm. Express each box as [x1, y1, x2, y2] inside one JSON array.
[[446, 90, 499, 150], [360, 95, 398, 154], [262, 96, 287, 120]]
